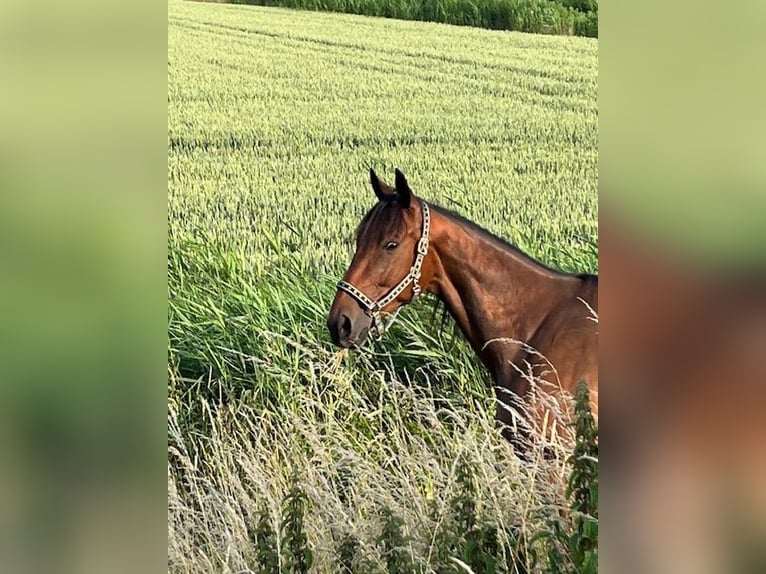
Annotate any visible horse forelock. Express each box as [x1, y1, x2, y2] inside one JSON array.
[[354, 200, 408, 246]]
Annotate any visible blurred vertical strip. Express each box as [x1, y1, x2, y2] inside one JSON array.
[[0, 1, 166, 573], [601, 0, 766, 572]]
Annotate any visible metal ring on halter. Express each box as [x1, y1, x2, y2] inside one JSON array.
[[336, 200, 431, 339]]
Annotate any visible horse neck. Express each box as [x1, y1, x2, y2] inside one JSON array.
[[426, 208, 577, 354]]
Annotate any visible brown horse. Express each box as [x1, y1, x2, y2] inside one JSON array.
[[327, 169, 598, 448]]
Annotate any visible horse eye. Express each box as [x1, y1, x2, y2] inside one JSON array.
[[384, 241, 399, 251]]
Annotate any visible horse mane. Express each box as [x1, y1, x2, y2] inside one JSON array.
[[429, 203, 518, 251], [428, 203, 594, 279]]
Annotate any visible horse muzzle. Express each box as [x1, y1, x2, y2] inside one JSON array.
[[327, 307, 372, 348]]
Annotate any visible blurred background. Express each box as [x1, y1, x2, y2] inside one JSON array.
[[0, 1, 164, 573], [600, 0, 766, 572]]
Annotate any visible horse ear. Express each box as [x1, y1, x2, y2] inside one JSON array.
[[370, 168, 393, 202], [394, 168, 411, 208]]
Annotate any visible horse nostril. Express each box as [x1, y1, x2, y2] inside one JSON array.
[[340, 313, 352, 338]]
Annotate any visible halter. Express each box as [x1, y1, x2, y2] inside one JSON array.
[[337, 200, 431, 339]]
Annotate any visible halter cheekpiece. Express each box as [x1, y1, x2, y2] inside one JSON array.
[[337, 200, 431, 339]]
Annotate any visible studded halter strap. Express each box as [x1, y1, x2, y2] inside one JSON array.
[[336, 200, 431, 339]]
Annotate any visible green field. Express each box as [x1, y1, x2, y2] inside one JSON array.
[[168, 1, 597, 571]]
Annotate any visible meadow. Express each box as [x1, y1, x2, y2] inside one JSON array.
[[168, 1, 598, 571]]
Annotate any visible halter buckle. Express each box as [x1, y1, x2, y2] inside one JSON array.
[[417, 237, 429, 256]]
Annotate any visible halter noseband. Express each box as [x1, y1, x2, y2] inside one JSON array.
[[336, 200, 431, 339]]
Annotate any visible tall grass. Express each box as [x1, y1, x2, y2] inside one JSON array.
[[167, 337, 598, 572], [223, 0, 598, 37], [166, 228, 598, 570]]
